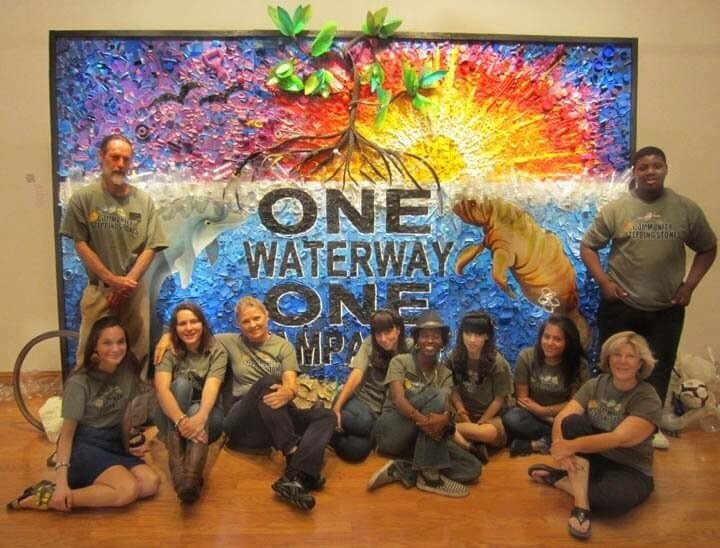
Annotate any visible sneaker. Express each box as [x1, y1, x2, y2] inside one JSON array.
[[298, 471, 326, 491], [367, 460, 401, 491], [468, 441, 489, 464], [509, 438, 532, 457], [416, 471, 469, 498], [271, 474, 316, 510], [652, 430, 670, 450]]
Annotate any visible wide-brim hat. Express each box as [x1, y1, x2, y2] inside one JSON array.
[[411, 311, 450, 340]]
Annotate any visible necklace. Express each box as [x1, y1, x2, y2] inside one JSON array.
[[419, 365, 438, 385]]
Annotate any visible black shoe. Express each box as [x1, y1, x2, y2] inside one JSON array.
[[271, 474, 316, 511], [298, 471, 326, 491], [509, 439, 532, 457], [468, 441, 489, 464]]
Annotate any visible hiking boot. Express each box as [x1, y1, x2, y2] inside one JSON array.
[[416, 471, 469, 498], [272, 474, 316, 511]]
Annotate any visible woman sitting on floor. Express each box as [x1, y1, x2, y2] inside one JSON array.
[[330, 309, 411, 462], [220, 296, 335, 511], [503, 314, 588, 457], [369, 311, 481, 498], [152, 301, 226, 503], [8, 316, 159, 511], [527, 331, 662, 540], [448, 311, 513, 464]]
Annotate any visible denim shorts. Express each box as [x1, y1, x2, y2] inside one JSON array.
[[68, 423, 143, 488]]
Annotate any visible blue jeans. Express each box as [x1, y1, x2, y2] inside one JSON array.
[[375, 386, 481, 483], [502, 407, 552, 442], [152, 376, 224, 443], [331, 396, 377, 463]]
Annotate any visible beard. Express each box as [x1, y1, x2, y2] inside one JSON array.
[[103, 170, 128, 186]]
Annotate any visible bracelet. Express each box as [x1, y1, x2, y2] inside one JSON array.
[[174, 414, 188, 429], [55, 462, 70, 470]]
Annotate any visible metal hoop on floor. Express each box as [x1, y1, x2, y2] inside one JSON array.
[[12, 330, 78, 431]]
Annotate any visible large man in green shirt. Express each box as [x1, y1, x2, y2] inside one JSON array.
[[580, 146, 716, 448]]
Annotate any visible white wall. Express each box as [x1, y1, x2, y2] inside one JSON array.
[[2, 0, 718, 371]]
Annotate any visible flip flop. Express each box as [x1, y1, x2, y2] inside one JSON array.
[[527, 463, 568, 486], [568, 506, 592, 539]]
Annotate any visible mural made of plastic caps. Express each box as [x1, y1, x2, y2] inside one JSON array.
[[54, 35, 633, 381]]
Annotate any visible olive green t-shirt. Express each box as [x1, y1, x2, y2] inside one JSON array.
[[156, 338, 227, 391], [573, 374, 661, 476], [582, 188, 716, 311], [60, 180, 167, 278], [350, 336, 414, 415], [216, 333, 298, 398], [61, 360, 141, 428], [382, 352, 454, 412], [453, 353, 512, 419], [514, 347, 589, 406]]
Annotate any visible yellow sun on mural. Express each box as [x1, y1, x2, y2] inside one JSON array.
[[355, 45, 590, 185]]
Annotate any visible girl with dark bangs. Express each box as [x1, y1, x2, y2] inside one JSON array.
[[331, 309, 412, 462], [503, 314, 589, 457], [152, 301, 227, 503], [449, 311, 513, 463]]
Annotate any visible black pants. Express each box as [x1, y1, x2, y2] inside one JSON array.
[[597, 298, 684, 404], [562, 414, 654, 516], [223, 375, 335, 480]]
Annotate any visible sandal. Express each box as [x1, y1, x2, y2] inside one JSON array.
[[527, 464, 568, 487], [7, 480, 55, 511], [568, 506, 592, 539], [129, 430, 146, 449]]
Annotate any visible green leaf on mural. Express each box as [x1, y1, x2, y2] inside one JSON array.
[[266, 76, 279, 86], [292, 4, 312, 35], [279, 74, 305, 92], [373, 7, 389, 28], [310, 21, 337, 57], [411, 92, 433, 110], [304, 72, 320, 95], [378, 19, 402, 39], [272, 60, 295, 79], [374, 87, 391, 128], [402, 62, 419, 97], [277, 6, 296, 37], [369, 62, 385, 93], [267, 6, 282, 29], [362, 10, 376, 35], [419, 69, 447, 88]]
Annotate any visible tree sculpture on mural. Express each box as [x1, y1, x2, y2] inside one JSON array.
[[230, 5, 448, 197]]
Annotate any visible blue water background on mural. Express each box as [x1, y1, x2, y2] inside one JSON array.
[[59, 182, 616, 380]]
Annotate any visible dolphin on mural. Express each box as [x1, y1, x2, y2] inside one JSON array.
[[146, 196, 248, 346], [453, 196, 591, 348]]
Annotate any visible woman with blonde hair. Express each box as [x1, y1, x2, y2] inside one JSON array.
[[527, 331, 662, 540]]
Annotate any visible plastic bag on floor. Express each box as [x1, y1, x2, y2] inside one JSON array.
[[38, 396, 63, 443]]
